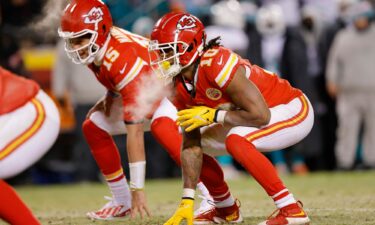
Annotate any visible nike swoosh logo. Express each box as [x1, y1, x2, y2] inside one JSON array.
[[201, 110, 210, 121], [120, 63, 127, 74], [291, 211, 306, 217], [218, 55, 223, 65]]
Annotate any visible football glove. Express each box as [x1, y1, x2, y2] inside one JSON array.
[[164, 199, 194, 225], [177, 106, 218, 132]]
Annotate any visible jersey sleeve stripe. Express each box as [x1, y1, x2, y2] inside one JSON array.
[[215, 54, 238, 88], [245, 65, 251, 79], [115, 57, 146, 91]]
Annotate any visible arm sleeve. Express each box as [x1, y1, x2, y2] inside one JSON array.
[[202, 48, 241, 91], [110, 46, 148, 123]]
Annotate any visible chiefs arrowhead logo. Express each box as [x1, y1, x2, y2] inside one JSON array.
[[206, 88, 222, 100], [177, 15, 197, 30], [83, 7, 103, 30]]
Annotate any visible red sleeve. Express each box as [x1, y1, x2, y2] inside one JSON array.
[[109, 45, 144, 91], [106, 44, 150, 123], [201, 47, 241, 91]]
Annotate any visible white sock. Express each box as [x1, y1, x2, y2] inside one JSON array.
[[197, 182, 212, 199], [107, 176, 131, 209], [215, 194, 235, 208], [272, 189, 296, 209]]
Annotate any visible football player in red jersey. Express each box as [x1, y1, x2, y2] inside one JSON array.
[[149, 12, 313, 225], [58, 0, 154, 220], [58, 0, 215, 220], [0, 67, 60, 225]]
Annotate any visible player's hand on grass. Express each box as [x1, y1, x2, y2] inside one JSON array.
[[177, 106, 218, 132], [164, 199, 194, 225], [130, 189, 151, 219]]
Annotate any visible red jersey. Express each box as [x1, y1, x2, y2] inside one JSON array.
[[173, 47, 302, 110], [88, 27, 153, 122], [0, 67, 39, 115]]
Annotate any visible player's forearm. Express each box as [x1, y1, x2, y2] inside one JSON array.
[[126, 124, 146, 190], [126, 125, 146, 163], [223, 108, 270, 128], [181, 146, 202, 190]]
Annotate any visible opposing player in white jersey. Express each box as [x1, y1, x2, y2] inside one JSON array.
[[0, 67, 60, 224]]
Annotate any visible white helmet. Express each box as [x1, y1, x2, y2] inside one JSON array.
[[210, 0, 245, 29], [256, 4, 286, 37]]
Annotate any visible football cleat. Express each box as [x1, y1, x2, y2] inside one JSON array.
[[194, 199, 243, 224], [258, 201, 310, 225], [194, 195, 215, 216], [87, 196, 131, 220]]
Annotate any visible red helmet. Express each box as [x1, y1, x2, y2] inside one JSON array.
[[149, 12, 206, 79], [58, 0, 112, 64]]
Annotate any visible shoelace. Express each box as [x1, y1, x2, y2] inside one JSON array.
[[197, 195, 215, 207], [96, 196, 117, 213], [195, 195, 215, 215]]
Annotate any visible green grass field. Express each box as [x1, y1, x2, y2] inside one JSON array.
[[5, 171, 375, 225]]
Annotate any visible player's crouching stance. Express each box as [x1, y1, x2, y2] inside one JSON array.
[[0, 67, 60, 224], [58, 0, 154, 220], [58, 0, 220, 221], [59, 0, 216, 221], [149, 12, 312, 225]]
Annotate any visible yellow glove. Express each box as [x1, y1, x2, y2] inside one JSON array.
[[177, 106, 218, 132], [164, 199, 194, 225]]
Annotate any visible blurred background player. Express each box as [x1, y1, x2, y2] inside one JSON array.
[[0, 66, 60, 224], [326, 0, 375, 170], [149, 12, 313, 225], [253, 3, 315, 175]]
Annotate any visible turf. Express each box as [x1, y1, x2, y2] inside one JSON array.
[[4, 171, 375, 225]]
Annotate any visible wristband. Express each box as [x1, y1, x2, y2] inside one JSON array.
[[129, 161, 146, 190], [182, 188, 195, 200], [214, 110, 227, 124]]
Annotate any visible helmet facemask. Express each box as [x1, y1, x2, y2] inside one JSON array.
[[149, 13, 206, 82], [148, 39, 191, 81], [58, 29, 99, 65]]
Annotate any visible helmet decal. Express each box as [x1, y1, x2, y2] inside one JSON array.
[[149, 13, 206, 79], [83, 7, 104, 30], [177, 15, 197, 30]]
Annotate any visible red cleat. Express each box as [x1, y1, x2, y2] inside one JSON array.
[[194, 200, 243, 224], [258, 201, 310, 225], [87, 196, 131, 220]]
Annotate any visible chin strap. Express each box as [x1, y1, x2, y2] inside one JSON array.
[[190, 59, 201, 98], [94, 34, 111, 66]]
